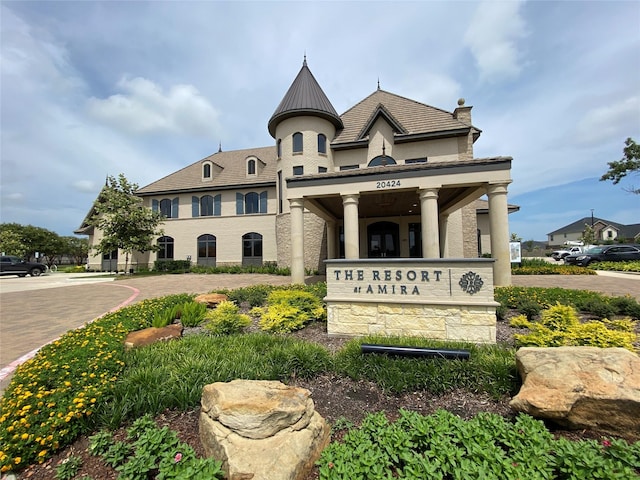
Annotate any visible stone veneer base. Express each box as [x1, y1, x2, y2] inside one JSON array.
[[327, 301, 496, 343]]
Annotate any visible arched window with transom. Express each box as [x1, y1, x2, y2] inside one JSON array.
[[197, 234, 216, 267], [157, 236, 174, 260]]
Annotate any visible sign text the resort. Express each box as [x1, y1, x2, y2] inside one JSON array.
[[333, 268, 444, 296]]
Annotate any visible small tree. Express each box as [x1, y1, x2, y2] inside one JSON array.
[[580, 224, 597, 246], [61, 236, 89, 265], [600, 137, 640, 194], [89, 174, 164, 273]]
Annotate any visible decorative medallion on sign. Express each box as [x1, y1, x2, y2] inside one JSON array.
[[459, 271, 483, 295]]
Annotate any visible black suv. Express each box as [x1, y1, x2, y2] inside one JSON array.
[[564, 245, 640, 267], [0, 256, 48, 277]]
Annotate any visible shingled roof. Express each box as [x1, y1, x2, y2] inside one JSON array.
[[136, 145, 277, 195], [333, 89, 478, 145], [268, 58, 343, 137]]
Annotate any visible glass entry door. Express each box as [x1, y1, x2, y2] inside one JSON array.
[[367, 222, 399, 258]]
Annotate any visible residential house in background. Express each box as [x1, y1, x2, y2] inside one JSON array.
[[77, 59, 517, 284], [547, 217, 640, 245]]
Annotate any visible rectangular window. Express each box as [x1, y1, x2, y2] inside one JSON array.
[[318, 166, 327, 173], [405, 158, 427, 164], [340, 165, 359, 171], [293, 166, 304, 176]]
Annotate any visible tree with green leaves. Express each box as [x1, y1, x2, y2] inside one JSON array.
[[88, 174, 164, 273], [580, 224, 597, 246], [60, 236, 89, 265], [600, 137, 640, 194], [0, 223, 63, 265]]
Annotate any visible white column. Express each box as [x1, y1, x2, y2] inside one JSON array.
[[289, 198, 305, 284], [326, 221, 336, 260], [487, 183, 511, 286], [419, 188, 440, 258], [342, 194, 360, 259], [439, 213, 449, 258]]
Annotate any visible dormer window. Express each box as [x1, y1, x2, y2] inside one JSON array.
[[293, 132, 303, 153], [247, 158, 256, 175], [317, 134, 326, 154], [202, 161, 213, 181]]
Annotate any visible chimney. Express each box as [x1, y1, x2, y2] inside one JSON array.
[[453, 98, 472, 125]]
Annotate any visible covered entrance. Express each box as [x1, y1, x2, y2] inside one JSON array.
[[285, 158, 513, 286], [368, 222, 399, 258]]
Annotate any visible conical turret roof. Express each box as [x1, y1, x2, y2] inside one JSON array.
[[268, 58, 343, 137]]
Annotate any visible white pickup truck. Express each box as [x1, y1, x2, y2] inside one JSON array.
[[551, 246, 584, 261]]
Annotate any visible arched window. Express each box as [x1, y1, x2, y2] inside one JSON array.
[[236, 191, 267, 214], [153, 198, 178, 218], [157, 236, 174, 260], [203, 163, 211, 178], [247, 158, 256, 175], [292, 132, 303, 153], [277, 139, 282, 158], [197, 234, 216, 266], [242, 232, 263, 266], [244, 192, 259, 214], [317, 133, 327, 154], [368, 155, 397, 167], [200, 195, 214, 216]]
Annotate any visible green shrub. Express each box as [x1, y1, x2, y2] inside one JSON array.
[[253, 289, 326, 333], [515, 297, 543, 320], [514, 304, 637, 351], [179, 301, 207, 327], [317, 410, 640, 479], [539, 302, 580, 330], [221, 284, 275, 307], [205, 301, 251, 335], [333, 336, 517, 397], [151, 308, 176, 328], [580, 298, 617, 320], [610, 295, 640, 318], [508, 314, 531, 328], [153, 260, 191, 273], [55, 455, 82, 480]]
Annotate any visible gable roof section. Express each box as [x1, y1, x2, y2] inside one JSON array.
[[333, 89, 478, 145], [547, 217, 629, 236], [136, 145, 277, 196], [268, 59, 343, 137]]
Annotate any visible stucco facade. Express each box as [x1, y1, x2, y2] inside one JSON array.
[[77, 60, 515, 284]]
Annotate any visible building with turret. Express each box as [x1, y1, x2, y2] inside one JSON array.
[[77, 59, 515, 285]]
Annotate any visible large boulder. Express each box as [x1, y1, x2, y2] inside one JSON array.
[[510, 346, 640, 435], [123, 324, 183, 350], [199, 379, 330, 480]]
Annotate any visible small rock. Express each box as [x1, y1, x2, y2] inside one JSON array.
[[194, 293, 229, 307]]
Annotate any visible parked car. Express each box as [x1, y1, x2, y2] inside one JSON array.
[[0, 255, 48, 277], [564, 245, 640, 267]]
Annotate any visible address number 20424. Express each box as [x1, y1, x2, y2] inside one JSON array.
[[376, 180, 401, 189]]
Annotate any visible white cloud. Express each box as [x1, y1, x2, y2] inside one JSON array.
[[574, 96, 640, 146], [464, 0, 528, 82], [71, 180, 98, 193], [3, 193, 25, 202], [87, 77, 221, 138]]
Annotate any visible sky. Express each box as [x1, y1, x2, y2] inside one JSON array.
[[1, 0, 639, 242]]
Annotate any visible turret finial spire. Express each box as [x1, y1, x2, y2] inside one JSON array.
[[218, 141, 222, 153], [377, 77, 380, 90], [303, 52, 307, 66]]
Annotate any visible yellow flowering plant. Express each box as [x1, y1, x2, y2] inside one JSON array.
[[0, 294, 191, 473]]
